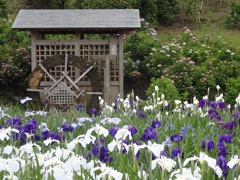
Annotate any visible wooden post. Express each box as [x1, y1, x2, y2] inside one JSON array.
[[75, 32, 81, 78], [118, 33, 124, 99], [104, 56, 110, 105], [109, 35, 118, 104], [31, 32, 37, 71]]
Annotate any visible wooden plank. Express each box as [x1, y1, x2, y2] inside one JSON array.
[[79, 40, 109, 45], [69, 66, 93, 88], [118, 32, 124, 99], [47, 72, 68, 92], [27, 88, 45, 92], [76, 89, 85, 98], [62, 72, 80, 91], [35, 40, 75, 45], [86, 92, 103, 95], [39, 63, 57, 82]]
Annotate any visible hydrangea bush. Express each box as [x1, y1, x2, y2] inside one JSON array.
[[0, 47, 31, 96], [124, 24, 240, 104], [0, 89, 239, 180]]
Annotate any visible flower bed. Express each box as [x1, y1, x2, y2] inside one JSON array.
[[0, 89, 239, 180]]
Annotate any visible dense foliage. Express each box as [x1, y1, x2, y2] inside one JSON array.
[[0, 17, 30, 97], [124, 24, 240, 105], [226, 2, 240, 26]]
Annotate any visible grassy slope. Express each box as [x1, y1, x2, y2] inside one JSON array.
[[157, 0, 240, 46]]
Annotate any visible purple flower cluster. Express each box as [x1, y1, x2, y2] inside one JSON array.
[[208, 109, 221, 121], [76, 103, 85, 112], [170, 134, 182, 142], [109, 126, 120, 137], [5, 116, 65, 145], [61, 124, 74, 132], [140, 120, 162, 141], [91, 139, 112, 163], [202, 138, 215, 151], [7, 118, 40, 144], [218, 120, 237, 131], [89, 108, 101, 117], [215, 133, 232, 178], [171, 146, 184, 158], [198, 99, 228, 121], [140, 127, 157, 141]]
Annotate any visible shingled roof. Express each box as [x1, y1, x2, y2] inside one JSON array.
[[12, 9, 140, 33]]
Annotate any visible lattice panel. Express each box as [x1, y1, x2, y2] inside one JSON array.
[[110, 59, 119, 82], [79, 44, 109, 81], [48, 83, 75, 104], [79, 43, 119, 82], [80, 44, 109, 59], [36, 44, 75, 82]]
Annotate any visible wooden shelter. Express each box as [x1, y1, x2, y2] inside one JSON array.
[[12, 9, 140, 110]]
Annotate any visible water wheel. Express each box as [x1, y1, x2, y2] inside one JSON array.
[[28, 54, 103, 111]]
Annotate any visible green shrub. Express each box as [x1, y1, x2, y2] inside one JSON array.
[[225, 76, 240, 105], [124, 20, 160, 79], [225, 2, 240, 26], [146, 77, 180, 103]]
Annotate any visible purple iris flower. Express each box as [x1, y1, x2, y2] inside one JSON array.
[[170, 134, 182, 142], [76, 103, 85, 111], [138, 111, 145, 118], [202, 138, 215, 151], [49, 132, 65, 141], [123, 139, 129, 145], [231, 110, 240, 121], [217, 142, 228, 157], [217, 155, 229, 178], [198, 99, 208, 108], [6, 116, 22, 128], [61, 124, 74, 132], [219, 134, 232, 144], [92, 145, 113, 163], [41, 131, 49, 140], [209, 101, 216, 108], [89, 108, 101, 116], [217, 102, 226, 109], [0, 124, 3, 129], [22, 118, 38, 133], [160, 151, 167, 158], [109, 126, 120, 137], [151, 120, 162, 128], [208, 109, 221, 120], [140, 127, 157, 141], [218, 121, 236, 131], [180, 125, 194, 138], [122, 140, 130, 153], [92, 145, 99, 156], [129, 98, 134, 106], [127, 126, 138, 135], [171, 146, 184, 158]]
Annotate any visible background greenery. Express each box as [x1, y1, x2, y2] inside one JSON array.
[[1, 0, 240, 105]]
